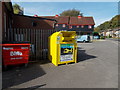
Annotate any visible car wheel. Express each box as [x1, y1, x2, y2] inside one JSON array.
[[83, 40, 86, 43]]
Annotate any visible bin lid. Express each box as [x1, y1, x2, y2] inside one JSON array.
[[2, 41, 30, 46]]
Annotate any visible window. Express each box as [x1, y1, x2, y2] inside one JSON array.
[[53, 23, 55, 28], [77, 26, 79, 28], [88, 25, 92, 29], [62, 24, 66, 27], [56, 24, 58, 27], [69, 25, 72, 29], [32, 22, 37, 27], [81, 25, 84, 28]]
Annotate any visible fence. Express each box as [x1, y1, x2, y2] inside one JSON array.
[[4, 28, 94, 61], [5, 28, 57, 61]]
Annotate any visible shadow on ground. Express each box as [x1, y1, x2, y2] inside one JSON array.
[[13, 84, 46, 90], [2, 63, 46, 89], [77, 47, 97, 62], [2, 47, 96, 89]]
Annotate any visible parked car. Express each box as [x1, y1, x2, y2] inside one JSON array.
[[77, 35, 90, 42], [93, 35, 100, 39]]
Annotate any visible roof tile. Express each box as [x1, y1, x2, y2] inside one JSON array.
[[39, 16, 95, 27]]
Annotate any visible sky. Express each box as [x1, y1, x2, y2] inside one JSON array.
[[11, 1, 118, 27]]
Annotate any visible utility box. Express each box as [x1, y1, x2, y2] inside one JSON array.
[[48, 31, 77, 66], [2, 42, 30, 67]]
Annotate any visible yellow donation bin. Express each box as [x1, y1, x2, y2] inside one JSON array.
[[48, 31, 77, 66]]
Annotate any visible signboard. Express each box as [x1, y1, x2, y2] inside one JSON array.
[[60, 44, 74, 62]]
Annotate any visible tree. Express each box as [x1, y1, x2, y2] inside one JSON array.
[[94, 27, 100, 32], [110, 15, 119, 29], [92, 32, 99, 36], [13, 3, 23, 15], [60, 9, 83, 16], [95, 15, 120, 32]]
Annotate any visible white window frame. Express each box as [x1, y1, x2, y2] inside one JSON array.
[[56, 24, 59, 27], [69, 25, 72, 29], [88, 25, 92, 29], [77, 26, 79, 28], [62, 24, 66, 27], [81, 25, 84, 28]]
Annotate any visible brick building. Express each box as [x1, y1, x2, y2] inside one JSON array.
[[39, 15, 95, 35]]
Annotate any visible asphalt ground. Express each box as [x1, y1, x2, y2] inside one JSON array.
[[2, 39, 118, 89]]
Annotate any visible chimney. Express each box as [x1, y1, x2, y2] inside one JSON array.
[[78, 15, 82, 19], [34, 15, 38, 17], [55, 14, 59, 17]]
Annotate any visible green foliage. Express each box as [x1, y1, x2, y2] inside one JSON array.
[[94, 27, 100, 32], [100, 36, 105, 39], [60, 9, 83, 16], [106, 35, 112, 38], [95, 15, 120, 32], [93, 32, 99, 35], [13, 3, 23, 15]]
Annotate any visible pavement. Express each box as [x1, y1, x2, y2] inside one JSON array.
[[106, 38, 120, 42], [2, 39, 118, 89]]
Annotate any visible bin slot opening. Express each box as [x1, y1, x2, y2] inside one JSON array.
[[61, 32, 76, 42]]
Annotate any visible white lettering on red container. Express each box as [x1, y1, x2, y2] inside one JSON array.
[[3, 47, 13, 50], [21, 47, 28, 49], [10, 51, 23, 56], [11, 57, 23, 60]]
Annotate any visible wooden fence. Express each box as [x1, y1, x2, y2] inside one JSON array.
[[5, 28, 57, 61]]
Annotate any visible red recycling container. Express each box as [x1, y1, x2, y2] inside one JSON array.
[[2, 42, 30, 67]]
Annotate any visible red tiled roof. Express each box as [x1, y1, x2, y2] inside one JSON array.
[[55, 16, 69, 24], [39, 16, 95, 26], [39, 16, 55, 19], [39, 16, 69, 24], [38, 16, 56, 29], [38, 20, 54, 29], [70, 17, 95, 25]]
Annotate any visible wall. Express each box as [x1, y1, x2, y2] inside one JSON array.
[[69, 25, 94, 32], [0, 2, 2, 43], [2, 2, 13, 41], [55, 24, 94, 34], [0, 2, 2, 90], [55, 24, 69, 31]]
